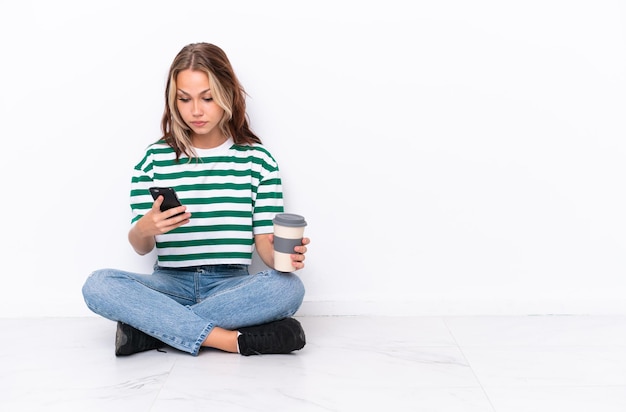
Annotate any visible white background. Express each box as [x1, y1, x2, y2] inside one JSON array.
[[0, 0, 624, 317]]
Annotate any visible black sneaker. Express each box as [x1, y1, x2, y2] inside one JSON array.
[[115, 322, 164, 356], [238, 318, 306, 356]]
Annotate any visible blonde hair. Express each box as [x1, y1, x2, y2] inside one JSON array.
[[161, 43, 261, 160]]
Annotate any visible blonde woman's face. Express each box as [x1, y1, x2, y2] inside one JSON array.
[[175, 69, 226, 148]]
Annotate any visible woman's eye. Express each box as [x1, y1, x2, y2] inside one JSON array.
[[203, 97, 213, 102], [178, 98, 190, 102]]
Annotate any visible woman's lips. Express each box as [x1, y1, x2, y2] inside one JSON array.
[[191, 121, 207, 127]]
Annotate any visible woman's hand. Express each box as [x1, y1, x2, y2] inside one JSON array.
[[254, 234, 311, 271], [128, 196, 190, 255], [289, 236, 310, 270], [139, 195, 190, 235]]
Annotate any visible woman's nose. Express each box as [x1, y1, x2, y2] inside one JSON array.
[[192, 101, 203, 116]]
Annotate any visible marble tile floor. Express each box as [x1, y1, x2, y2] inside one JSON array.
[[1, 315, 626, 411]]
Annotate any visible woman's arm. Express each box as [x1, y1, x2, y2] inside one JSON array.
[[128, 221, 157, 255], [128, 196, 190, 255]]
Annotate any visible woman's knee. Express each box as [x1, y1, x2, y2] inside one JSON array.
[[82, 269, 118, 304], [270, 270, 305, 313], [290, 274, 305, 305]]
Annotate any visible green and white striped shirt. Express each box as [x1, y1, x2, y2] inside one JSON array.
[[129, 137, 284, 267]]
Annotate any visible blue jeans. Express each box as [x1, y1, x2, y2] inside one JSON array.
[[81, 264, 305, 356]]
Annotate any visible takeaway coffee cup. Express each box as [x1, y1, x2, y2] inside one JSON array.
[[273, 213, 307, 272]]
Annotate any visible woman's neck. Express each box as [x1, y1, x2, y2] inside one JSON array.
[[191, 133, 228, 149]]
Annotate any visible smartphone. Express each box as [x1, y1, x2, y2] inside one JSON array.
[[149, 187, 184, 216]]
